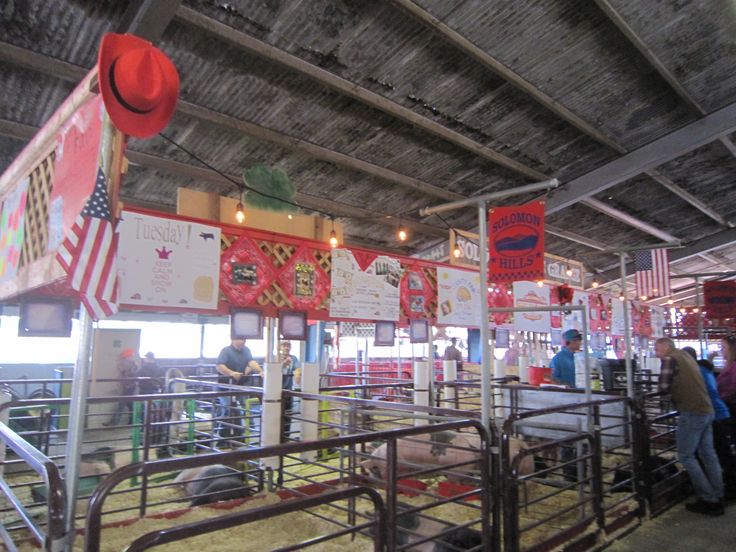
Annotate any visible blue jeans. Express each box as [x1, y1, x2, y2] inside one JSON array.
[[677, 411, 724, 503]]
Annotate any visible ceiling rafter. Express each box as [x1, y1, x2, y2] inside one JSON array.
[[117, 0, 181, 41], [174, 6, 548, 182], [590, 0, 733, 228], [391, 0, 733, 229], [0, 117, 448, 240]]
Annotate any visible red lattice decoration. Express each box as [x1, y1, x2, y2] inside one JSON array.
[[488, 282, 513, 326], [220, 235, 277, 306], [276, 245, 330, 311]]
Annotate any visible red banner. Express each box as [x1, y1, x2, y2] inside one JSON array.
[[704, 281, 736, 319], [488, 201, 545, 282]]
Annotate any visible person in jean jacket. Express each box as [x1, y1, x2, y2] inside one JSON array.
[[656, 338, 724, 516], [718, 335, 736, 416]]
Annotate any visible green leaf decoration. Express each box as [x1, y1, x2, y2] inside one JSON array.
[[242, 164, 298, 212]]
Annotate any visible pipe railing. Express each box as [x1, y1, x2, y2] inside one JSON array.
[[84, 418, 493, 552], [123, 486, 386, 552], [0, 421, 66, 552]]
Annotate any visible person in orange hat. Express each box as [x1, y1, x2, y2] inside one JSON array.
[[104, 348, 139, 426]]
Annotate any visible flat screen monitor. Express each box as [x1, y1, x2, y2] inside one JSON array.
[[279, 310, 308, 341], [409, 319, 429, 343], [374, 321, 396, 346], [18, 298, 73, 337], [231, 308, 263, 340]]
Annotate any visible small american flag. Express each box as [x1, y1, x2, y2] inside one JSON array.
[[56, 167, 119, 320], [634, 249, 671, 299]]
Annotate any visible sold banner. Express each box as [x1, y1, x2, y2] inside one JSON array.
[[704, 281, 736, 319], [488, 201, 545, 282]]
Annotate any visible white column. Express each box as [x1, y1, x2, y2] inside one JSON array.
[[260, 363, 282, 469], [518, 355, 529, 383], [493, 358, 506, 379], [299, 363, 320, 461], [442, 360, 457, 406], [413, 361, 430, 426]]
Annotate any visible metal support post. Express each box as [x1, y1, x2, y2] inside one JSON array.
[[63, 307, 94, 549], [620, 252, 634, 399], [479, 201, 492, 429]]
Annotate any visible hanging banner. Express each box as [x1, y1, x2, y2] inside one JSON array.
[[611, 298, 626, 335], [650, 305, 666, 338], [704, 281, 736, 319], [489, 201, 545, 282], [329, 249, 401, 321], [48, 96, 105, 251], [117, 211, 221, 309], [0, 177, 29, 282], [437, 267, 482, 326], [513, 281, 551, 333]]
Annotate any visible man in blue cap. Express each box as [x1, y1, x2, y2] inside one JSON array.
[[550, 329, 583, 388]]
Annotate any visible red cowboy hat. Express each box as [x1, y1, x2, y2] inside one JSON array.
[[98, 33, 179, 138]]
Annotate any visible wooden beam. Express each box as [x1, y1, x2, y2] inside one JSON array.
[[389, 0, 623, 152], [0, 43, 463, 202], [394, 0, 734, 230], [0, 118, 448, 240], [117, 0, 181, 41], [175, 101, 464, 201], [593, 0, 735, 224], [174, 6, 547, 181]]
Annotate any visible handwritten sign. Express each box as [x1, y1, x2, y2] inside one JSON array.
[[117, 211, 221, 309], [329, 249, 401, 321]]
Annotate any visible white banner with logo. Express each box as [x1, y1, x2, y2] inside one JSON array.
[[117, 211, 221, 309], [436, 267, 482, 326], [329, 249, 401, 321], [513, 281, 551, 332]]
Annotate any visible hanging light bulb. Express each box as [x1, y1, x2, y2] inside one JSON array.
[[453, 244, 461, 258], [397, 225, 408, 242], [536, 280, 544, 287], [618, 294, 625, 301], [329, 218, 338, 248], [591, 280, 599, 289], [667, 299, 674, 305], [693, 307, 700, 313], [235, 201, 245, 224], [640, 295, 648, 301], [565, 266, 573, 277]]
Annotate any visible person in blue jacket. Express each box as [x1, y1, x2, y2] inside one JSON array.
[[683, 347, 736, 499], [550, 329, 582, 388]]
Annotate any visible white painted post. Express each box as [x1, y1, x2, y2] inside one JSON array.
[[299, 363, 320, 461], [260, 363, 282, 470], [413, 361, 430, 425], [442, 360, 457, 406]]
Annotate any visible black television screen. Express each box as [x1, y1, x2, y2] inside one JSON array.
[[18, 298, 73, 337], [374, 321, 396, 346], [279, 310, 308, 341], [231, 308, 263, 340]]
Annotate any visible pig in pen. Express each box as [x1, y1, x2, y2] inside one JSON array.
[[174, 464, 253, 506]]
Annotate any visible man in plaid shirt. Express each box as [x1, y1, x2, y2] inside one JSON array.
[[656, 338, 725, 515]]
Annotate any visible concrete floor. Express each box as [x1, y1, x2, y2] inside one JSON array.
[[606, 502, 736, 551]]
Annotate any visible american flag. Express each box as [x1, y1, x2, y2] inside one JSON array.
[[56, 167, 119, 320], [634, 249, 671, 299]]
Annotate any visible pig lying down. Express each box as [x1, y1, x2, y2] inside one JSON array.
[[174, 464, 251, 506], [368, 501, 483, 552], [361, 431, 533, 481]]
